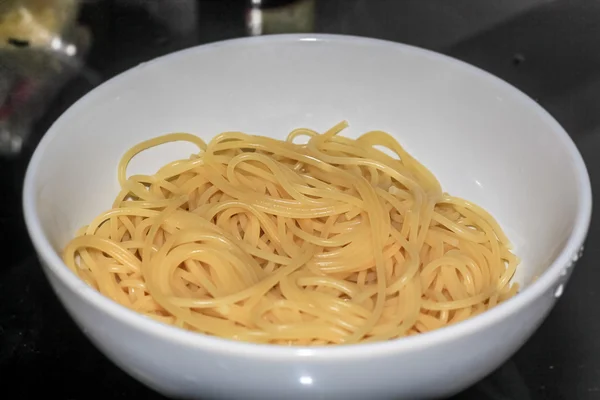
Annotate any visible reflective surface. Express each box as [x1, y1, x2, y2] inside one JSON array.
[[2, 1, 600, 398]]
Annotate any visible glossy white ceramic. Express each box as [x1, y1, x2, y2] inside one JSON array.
[[23, 34, 592, 400]]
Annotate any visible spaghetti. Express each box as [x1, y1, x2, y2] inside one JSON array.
[[62, 121, 519, 345]]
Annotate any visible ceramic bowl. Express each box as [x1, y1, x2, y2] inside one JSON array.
[[23, 34, 592, 400]]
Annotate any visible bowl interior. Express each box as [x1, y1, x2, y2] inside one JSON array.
[[30, 35, 583, 293]]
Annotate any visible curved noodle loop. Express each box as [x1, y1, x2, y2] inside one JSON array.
[[62, 121, 519, 345]]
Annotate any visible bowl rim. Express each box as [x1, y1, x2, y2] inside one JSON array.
[[23, 33, 593, 360]]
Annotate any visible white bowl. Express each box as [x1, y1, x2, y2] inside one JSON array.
[[23, 34, 592, 399]]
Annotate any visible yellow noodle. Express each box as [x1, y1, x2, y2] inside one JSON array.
[[62, 121, 519, 345]]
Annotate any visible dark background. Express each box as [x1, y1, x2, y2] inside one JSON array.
[[1, 1, 599, 399]]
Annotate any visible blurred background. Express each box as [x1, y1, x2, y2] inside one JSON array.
[[2, 1, 599, 399]]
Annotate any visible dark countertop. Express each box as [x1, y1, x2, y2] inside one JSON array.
[[1, 1, 599, 399]]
